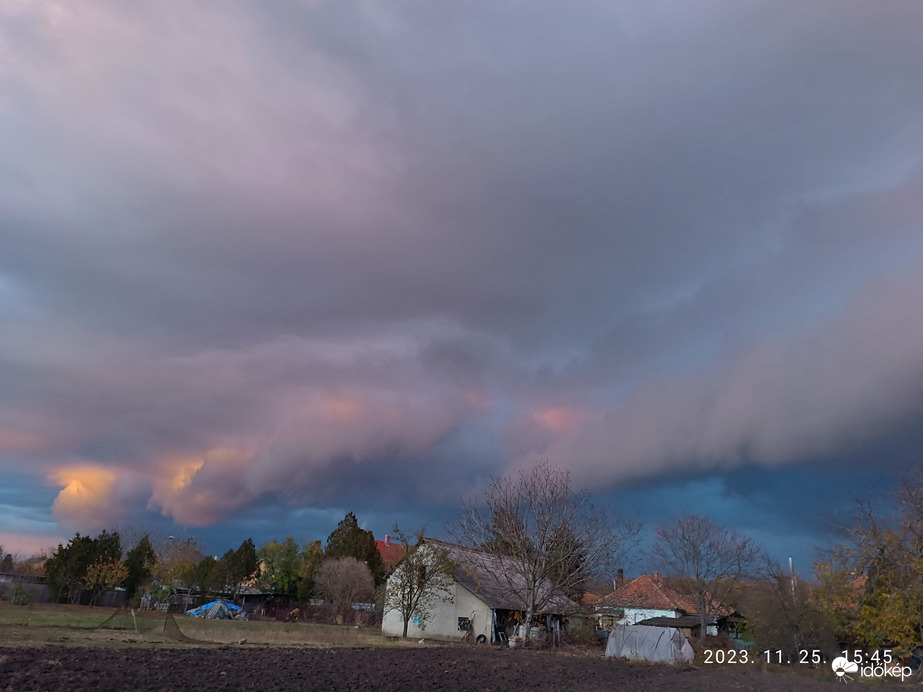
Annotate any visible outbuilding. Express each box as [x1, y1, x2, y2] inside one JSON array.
[[381, 539, 574, 644]]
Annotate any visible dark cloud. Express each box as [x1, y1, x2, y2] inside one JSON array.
[[1, 1, 922, 552]]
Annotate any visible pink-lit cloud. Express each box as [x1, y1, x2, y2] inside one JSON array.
[[0, 427, 49, 453], [2, 0, 923, 551]]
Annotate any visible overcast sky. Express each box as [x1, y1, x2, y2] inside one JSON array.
[[2, 1, 923, 574]]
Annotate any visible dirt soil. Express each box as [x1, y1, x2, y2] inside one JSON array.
[[2, 644, 912, 692]]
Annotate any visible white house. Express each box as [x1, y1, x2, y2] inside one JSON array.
[[381, 539, 574, 643], [594, 573, 694, 627], [594, 572, 719, 636]]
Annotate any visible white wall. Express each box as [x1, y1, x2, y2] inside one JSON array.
[[382, 579, 459, 639], [453, 584, 493, 643], [381, 577, 494, 642], [618, 607, 681, 625]]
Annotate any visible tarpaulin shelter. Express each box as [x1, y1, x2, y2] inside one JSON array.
[[605, 624, 694, 664], [186, 600, 243, 619]]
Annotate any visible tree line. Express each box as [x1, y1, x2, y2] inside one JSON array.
[[8, 460, 923, 656], [32, 511, 388, 615]]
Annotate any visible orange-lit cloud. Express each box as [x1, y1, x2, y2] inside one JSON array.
[[167, 457, 205, 492], [49, 465, 118, 524], [142, 385, 467, 524]]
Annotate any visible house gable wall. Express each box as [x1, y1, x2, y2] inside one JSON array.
[[619, 607, 683, 625], [381, 580, 494, 641], [382, 580, 460, 639], [381, 550, 496, 642]]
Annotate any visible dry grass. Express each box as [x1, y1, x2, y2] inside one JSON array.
[[177, 619, 394, 647], [0, 602, 412, 650], [0, 602, 124, 628]]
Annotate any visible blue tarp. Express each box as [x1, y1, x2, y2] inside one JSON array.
[[186, 600, 243, 618]]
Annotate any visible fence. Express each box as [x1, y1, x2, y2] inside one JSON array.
[[0, 601, 388, 647], [0, 601, 191, 638], [0, 575, 51, 605], [235, 601, 380, 627], [0, 574, 131, 608]]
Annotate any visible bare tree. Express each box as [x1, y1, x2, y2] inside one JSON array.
[[382, 525, 454, 638], [314, 557, 375, 621], [652, 514, 761, 640], [157, 537, 204, 587], [454, 460, 640, 645], [740, 555, 838, 658]]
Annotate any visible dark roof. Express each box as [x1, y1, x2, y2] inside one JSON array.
[[425, 539, 575, 614], [635, 615, 715, 628]]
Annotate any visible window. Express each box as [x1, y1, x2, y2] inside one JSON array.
[[416, 565, 426, 590]]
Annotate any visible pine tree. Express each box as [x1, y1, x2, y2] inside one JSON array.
[[325, 512, 385, 585]]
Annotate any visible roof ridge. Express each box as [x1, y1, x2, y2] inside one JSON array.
[[651, 575, 686, 610], [598, 573, 700, 613]]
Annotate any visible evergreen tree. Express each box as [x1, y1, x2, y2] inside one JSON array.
[[123, 535, 157, 598], [325, 512, 385, 585], [45, 530, 123, 604], [223, 538, 259, 598], [189, 555, 224, 596], [45, 533, 86, 603]]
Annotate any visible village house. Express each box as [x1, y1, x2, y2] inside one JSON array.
[[593, 570, 720, 636], [381, 539, 575, 644]]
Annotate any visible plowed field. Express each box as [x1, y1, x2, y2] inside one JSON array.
[[1, 645, 907, 691]]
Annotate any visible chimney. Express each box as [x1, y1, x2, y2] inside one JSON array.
[[654, 571, 659, 580], [384, 534, 390, 547], [616, 568, 624, 591]]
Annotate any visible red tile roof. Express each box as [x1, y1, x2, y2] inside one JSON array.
[[375, 538, 405, 570], [599, 574, 698, 613]]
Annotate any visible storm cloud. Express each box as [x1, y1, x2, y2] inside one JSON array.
[[1, 1, 922, 552]]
